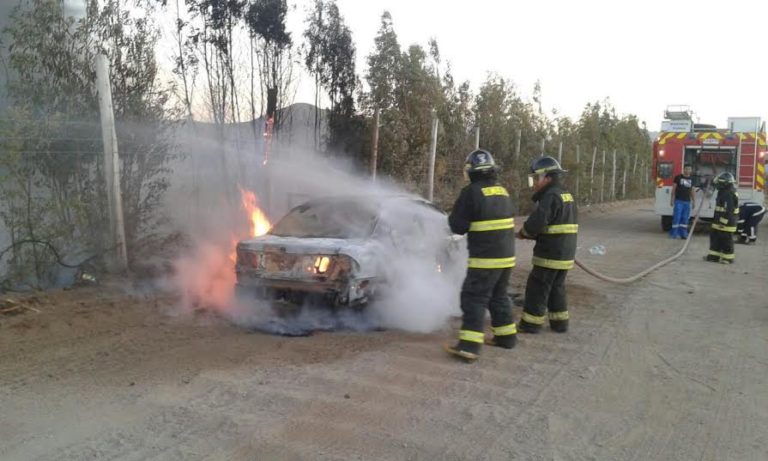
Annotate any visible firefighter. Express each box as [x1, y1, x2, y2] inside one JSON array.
[[444, 149, 517, 362], [705, 172, 739, 264], [736, 201, 765, 244], [517, 156, 577, 334]]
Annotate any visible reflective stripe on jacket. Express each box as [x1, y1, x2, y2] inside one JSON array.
[[712, 189, 738, 233], [449, 179, 516, 268], [522, 183, 578, 270]]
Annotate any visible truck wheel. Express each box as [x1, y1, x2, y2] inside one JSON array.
[[661, 216, 672, 232]]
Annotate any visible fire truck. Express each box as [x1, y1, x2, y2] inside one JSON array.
[[652, 106, 766, 231]]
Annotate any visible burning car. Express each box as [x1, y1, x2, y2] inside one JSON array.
[[235, 195, 464, 309]]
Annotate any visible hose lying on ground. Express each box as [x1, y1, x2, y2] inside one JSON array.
[[574, 198, 707, 284]]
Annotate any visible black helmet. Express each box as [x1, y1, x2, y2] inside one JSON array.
[[713, 172, 736, 189], [530, 156, 566, 176], [464, 149, 497, 174]]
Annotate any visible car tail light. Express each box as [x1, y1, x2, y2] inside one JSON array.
[[303, 255, 356, 276], [313, 256, 331, 274], [237, 250, 263, 269]]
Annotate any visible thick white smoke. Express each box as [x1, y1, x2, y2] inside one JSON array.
[[162, 123, 466, 335]]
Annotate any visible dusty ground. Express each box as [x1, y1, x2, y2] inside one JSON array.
[[1, 201, 766, 461]]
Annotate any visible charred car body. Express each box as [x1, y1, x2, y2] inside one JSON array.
[[235, 195, 463, 309]]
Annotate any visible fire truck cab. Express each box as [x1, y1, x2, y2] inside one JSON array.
[[652, 106, 766, 231]]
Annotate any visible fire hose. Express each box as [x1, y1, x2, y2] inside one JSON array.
[[573, 197, 708, 284]]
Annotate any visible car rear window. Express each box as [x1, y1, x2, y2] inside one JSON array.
[[270, 201, 378, 239]]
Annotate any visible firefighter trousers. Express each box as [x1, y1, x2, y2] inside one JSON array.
[[738, 213, 764, 242], [707, 229, 735, 263], [520, 266, 569, 332], [458, 268, 516, 352]]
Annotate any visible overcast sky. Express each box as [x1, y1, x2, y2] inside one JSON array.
[[287, 0, 768, 130]]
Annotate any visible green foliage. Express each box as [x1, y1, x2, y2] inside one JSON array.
[[0, 0, 177, 287], [302, 0, 356, 153], [356, 13, 652, 209], [365, 11, 401, 112], [246, 0, 293, 129], [0, 0, 655, 290], [246, 0, 289, 47]]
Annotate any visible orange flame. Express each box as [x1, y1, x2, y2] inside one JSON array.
[[239, 187, 272, 237], [176, 188, 273, 315]]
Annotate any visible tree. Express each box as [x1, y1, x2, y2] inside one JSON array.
[[303, 0, 325, 149], [432, 67, 474, 204], [96, 1, 179, 259], [365, 11, 400, 113], [320, 2, 357, 153], [0, 0, 177, 287], [363, 12, 405, 177], [186, 0, 246, 125], [246, 0, 293, 131], [394, 44, 441, 185], [303, 0, 357, 153], [170, 0, 199, 120]]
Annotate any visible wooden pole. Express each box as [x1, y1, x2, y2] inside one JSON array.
[[371, 108, 380, 181], [575, 144, 580, 200], [428, 110, 439, 201], [611, 149, 617, 200], [474, 126, 480, 149], [622, 154, 628, 198], [631, 152, 639, 197], [590, 146, 597, 203], [557, 141, 563, 163], [514, 128, 523, 204], [642, 160, 648, 192], [95, 53, 127, 271], [600, 150, 606, 203]]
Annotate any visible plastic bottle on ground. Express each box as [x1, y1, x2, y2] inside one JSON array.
[[588, 244, 606, 256]]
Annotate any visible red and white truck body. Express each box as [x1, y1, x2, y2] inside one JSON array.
[[652, 107, 766, 230]]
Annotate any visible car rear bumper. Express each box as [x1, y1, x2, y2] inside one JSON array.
[[235, 271, 375, 307]]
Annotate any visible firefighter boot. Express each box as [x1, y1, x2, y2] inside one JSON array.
[[485, 334, 517, 349], [518, 320, 543, 334], [444, 340, 480, 362], [518, 312, 545, 333], [550, 319, 569, 333], [549, 312, 569, 333]]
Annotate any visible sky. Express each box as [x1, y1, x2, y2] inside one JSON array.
[[5, 0, 766, 131], [286, 0, 768, 130]]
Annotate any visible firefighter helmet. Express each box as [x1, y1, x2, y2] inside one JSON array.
[[713, 172, 736, 189], [530, 156, 567, 176], [464, 149, 497, 173]]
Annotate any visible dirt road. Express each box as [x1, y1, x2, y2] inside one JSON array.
[[1, 201, 766, 461]]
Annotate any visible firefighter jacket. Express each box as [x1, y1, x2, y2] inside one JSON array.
[[712, 189, 739, 233], [449, 178, 516, 269], [520, 182, 578, 270]]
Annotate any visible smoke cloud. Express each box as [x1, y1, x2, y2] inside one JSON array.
[[161, 122, 466, 336]]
